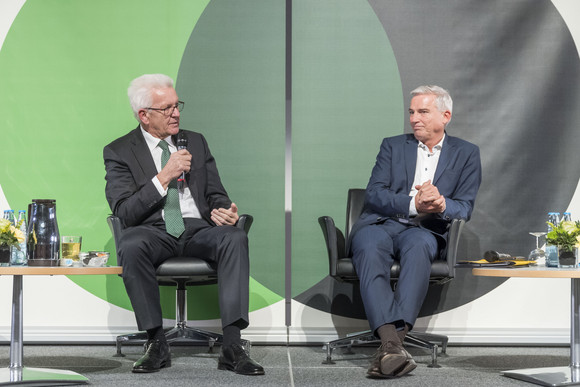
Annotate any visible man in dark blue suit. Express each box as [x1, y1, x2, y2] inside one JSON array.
[[349, 85, 481, 378]]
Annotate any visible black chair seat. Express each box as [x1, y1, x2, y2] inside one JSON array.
[[156, 257, 217, 286]]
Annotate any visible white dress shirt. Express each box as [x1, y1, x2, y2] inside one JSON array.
[[141, 127, 202, 219], [408, 134, 445, 216]]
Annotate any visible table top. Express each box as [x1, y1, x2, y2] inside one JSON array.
[[473, 265, 580, 279], [0, 265, 122, 275]]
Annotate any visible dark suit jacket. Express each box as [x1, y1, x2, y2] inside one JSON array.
[[103, 126, 232, 228], [348, 132, 482, 253]]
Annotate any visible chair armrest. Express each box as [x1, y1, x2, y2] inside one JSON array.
[[318, 216, 346, 278], [107, 215, 124, 252], [237, 214, 253, 234], [445, 218, 466, 278]]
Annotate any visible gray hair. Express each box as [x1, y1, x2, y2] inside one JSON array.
[[410, 85, 453, 114], [127, 74, 174, 121]]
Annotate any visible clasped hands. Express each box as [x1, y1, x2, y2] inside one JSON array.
[[414, 180, 446, 214], [157, 149, 239, 226]]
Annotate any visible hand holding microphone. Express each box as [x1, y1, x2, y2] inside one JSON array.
[[176, 131, 188, 190], [155, 132, 190, 190]]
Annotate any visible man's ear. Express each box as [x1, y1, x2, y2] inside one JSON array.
[[443, 110, 452, 125], [138, 109, 149, 124]]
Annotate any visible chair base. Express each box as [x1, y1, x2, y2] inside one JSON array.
[[322, 329, 447, 368], [114, 324, 224, 357]]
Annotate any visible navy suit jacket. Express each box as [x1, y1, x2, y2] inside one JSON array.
[[103, 126, 232, 228], [348, 132, 482, 253]]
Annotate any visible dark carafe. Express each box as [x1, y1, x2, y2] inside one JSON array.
[[27, 199, 60, 266]]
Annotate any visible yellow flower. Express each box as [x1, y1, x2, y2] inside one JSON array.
[[561, 221, 578, 234], [0, 218, 10, 233], [0, 219, 25, 248], [13, 227, 24, 244]]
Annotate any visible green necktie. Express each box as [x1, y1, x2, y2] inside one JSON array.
[[158, 140, 185, 238]]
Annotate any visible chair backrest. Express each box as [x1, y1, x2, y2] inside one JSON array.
[[345, 188, 366, 241]]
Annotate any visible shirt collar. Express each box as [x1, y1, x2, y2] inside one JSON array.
[[418, 133, 445, 153], [140, 125, 174, 152]]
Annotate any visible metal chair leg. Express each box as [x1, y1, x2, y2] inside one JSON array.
[[113, 338, 125, 358], [323, 344, 336, 365], [321, 330, 378, 364], [113, 330, 149, 357], [403, 332, 446, 368]]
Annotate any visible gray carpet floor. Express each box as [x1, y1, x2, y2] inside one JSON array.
[[0, 343, 571, 386]]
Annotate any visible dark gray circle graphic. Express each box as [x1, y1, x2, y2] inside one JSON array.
[[296, 0, 580, 319]]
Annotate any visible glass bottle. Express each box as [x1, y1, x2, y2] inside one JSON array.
[[4, 209, 16, 225], [11, 210, 28, 265], [546, 212, 560, 267], [0, 210, 10, 266]]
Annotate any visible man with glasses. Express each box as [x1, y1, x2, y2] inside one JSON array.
[[103, 74, 264, 375]]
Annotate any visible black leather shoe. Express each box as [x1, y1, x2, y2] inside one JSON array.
[[132, 339, 171, 373], [218, 343, 265, 375]]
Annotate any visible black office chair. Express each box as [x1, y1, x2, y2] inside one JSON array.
[[318, 188, 465, 368], [107, 214, 253, 357]]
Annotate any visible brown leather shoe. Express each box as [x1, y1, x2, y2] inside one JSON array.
[[379, 341, 407, 376], [367, 342, 406, 378], [367, 344, 386, 378], [394, 348, 417, 377]]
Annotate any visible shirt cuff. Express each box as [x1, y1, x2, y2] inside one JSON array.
[[409, 194, 418, 217], [152, 176, 167, 197]]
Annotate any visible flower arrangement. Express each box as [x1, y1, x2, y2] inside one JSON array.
[[0, 218, 25, 250], [546, 220, 580, 252]]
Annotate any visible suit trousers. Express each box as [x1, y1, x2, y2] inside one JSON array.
[[117, 218, 250, 331], [350, 219, 438, 333]]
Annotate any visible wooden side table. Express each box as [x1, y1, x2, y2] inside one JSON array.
[[473, 266, 580, 386], [0, 265, 122, 386]]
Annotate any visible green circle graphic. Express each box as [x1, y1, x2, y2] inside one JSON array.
[[0, 0, 281, 320]]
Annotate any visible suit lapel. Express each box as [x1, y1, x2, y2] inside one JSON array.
[[433, 134, 453, 185], [183, 132, 202, 206], [404, 136, 418, 192], [129, 127, 158, 179]]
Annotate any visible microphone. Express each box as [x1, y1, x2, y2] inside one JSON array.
[[176, 131, 187, 190], [483, 250, 512, 262]]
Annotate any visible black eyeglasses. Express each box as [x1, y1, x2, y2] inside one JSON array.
[[145, 101, 184, 116]]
